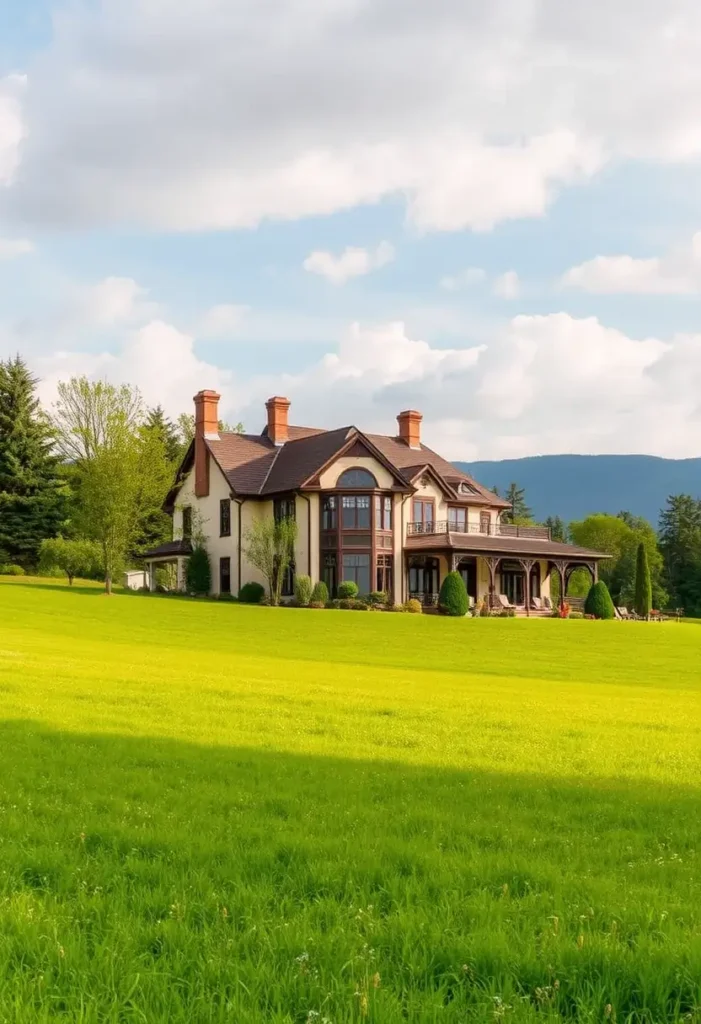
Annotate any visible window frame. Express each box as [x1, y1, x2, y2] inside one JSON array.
[[374, 494, 392, 531], [342, 552, 371, 594], [341, 494, 371, 530], [337, 467, 378, 488], [219, 556, 231, 594], [448, 506, 467, 532], [182, 505, 193, 541], [274, 497, 296, 523], [219, 498, 231, 538], [412, 498, 435, 529]]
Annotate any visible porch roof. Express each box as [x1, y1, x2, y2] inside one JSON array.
[[142, 539, 193, 560], [404, 532, 609, 561]]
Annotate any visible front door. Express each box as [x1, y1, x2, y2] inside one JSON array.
[[501, 569, 525, 606]]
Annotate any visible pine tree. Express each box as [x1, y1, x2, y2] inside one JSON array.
[[544, 515, 567, 541], [501, 482, 532, 524], [145, 405, 182, 464], [659, 495, 701, 615], [0, 356, 66, 567], [634, 541, 652, 618]]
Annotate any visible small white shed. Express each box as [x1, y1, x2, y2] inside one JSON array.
[[123, 570, 147, 591]]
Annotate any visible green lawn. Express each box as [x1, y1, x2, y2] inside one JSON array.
[[1, 579, 700, 1023]]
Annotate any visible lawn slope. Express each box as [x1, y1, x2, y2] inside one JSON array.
[[1, 580, 700, 1023]]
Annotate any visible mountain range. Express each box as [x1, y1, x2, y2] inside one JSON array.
[[455, 455, 701, 526]]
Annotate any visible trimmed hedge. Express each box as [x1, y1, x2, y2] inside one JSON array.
[[294, 574, 313, 607], [338, 580, 359, 599], [438, 571, 469, 617], [238, 581, 266, 604], [310, 581, 329, 604], [185, 546, 211, 595], [584, 580, 615, 620]]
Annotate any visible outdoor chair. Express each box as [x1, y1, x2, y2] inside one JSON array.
[[498, 593, 515, 610], [531, 597, 543, 610], [616, 606, 631, 620], [543, 596, 552, 610]]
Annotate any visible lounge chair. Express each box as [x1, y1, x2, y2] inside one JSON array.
[[498, 593, 515, 610], [531, 597, 543, 610], [543, 596, 552, 610], [616, 606, 631, 620]]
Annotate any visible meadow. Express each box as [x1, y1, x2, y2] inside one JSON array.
[[0, 578, 700, 1023]]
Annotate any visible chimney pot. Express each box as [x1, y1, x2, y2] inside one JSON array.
[[266, 396, 291, 446], [397, 409, 422, 449]]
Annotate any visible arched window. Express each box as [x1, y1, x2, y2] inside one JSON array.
[[336, 467, 377, 488]]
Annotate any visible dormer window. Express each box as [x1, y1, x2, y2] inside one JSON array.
[[458, 482, 473, 495]]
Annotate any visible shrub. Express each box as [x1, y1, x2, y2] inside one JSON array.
[[186, 546, 211, 595], [294, 574, 313, 607], [338, 597, 367, 610], [367, 590, 388, 607], [405, 598, 422, 614], [309, 600, 326, 610], [584, 581, 615, 620], [238, 581, 266, 604], [338, 580, 359, 599], [0, 563, 25, 576], [328, 598, 342, 610], [311, 581, 329, 604], [498, 608, 516, 618], [569, 610, 584, 619], [438, 571, 468, 617]]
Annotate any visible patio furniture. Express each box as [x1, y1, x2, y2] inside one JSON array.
[[616, 606, 631, 620], [498, 593, 515, 610], [531, 597, 543, 610]]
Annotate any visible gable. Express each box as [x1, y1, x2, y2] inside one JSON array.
[[318, 454, 396, 490]]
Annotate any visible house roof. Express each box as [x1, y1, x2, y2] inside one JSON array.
[[405, 532, 610, 560], [195, 422, 510, 506], [142, 539, 193, 559]]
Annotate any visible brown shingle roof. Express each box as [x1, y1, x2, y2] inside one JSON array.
[[405, 532, 609, 560], [200, 424, 509, 507]]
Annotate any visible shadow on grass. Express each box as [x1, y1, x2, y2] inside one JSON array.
[[1, 719, 699, 1021]]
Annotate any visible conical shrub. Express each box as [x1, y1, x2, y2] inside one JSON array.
[[438, 571, 469, 617], [584, 580, 615, 620]]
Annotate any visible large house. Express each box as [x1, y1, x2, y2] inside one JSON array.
[[144, 390, 607, 610]]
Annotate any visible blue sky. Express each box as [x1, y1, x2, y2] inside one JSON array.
[[2, 0, 701, 459]]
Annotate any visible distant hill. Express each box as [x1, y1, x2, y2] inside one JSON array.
[[455, 455, 701, 526]]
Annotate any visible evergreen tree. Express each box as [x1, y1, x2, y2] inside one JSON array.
[[634, 541, 652, 617], [0, 356, 66, 566], [501, 482, 532, 524], [544, 515, 567, 541], [659, 495, 701, 615], [145, 405, 182, 464]]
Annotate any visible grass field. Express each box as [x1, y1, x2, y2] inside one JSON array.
[[1, 578, 700, 1023]]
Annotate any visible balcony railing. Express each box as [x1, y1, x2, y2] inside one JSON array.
[[406, 521, 551, 540]]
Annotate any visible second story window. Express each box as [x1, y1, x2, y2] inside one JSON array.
[[274, 497, 296, 522], [342, 495, 371, 529], [480, 511, 491, 534], [182, 505, 193, 541], [448, 507, 467, 532], [412, 499, 434, 532], [220, 498, 231, 537], [374, 495, 392, 531], [322, 495, 337, 530]]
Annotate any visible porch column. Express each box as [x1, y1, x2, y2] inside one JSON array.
[[451, 553, 462, 572], [552, 559, 570, 612], [148, 561, 157, 592], [176, 557, 185, 592], [518, 558, 536, 617], [485, 556, 501, 611]]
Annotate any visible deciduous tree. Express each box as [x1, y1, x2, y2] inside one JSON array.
[[243, 516, 297, 605]]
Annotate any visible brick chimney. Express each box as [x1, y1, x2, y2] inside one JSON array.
[[397, 409, 422, 449], [266, 396, 291, 446], [193, 390, 220, 497]]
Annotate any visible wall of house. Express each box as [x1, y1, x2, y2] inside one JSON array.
[[296, 493, 320, 582], [175, 457, 237, 594], [239, 499, 271, 592]]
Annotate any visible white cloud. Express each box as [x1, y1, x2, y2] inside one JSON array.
[[492, 270, 521, 299], [563, 232, 701, 294], [0, 75, 25, 186], [0, 237, 33, 259], [303, 241, 395, 284], [11, 0, 701, 232], [197, 303, 249, 339], [440, 267, 486, 291]]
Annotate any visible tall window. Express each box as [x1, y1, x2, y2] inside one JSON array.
[[219, 556, 231, 594], [374, 495, 392, 531], [274, 497, 296, 522], [480, 511, 491, 534], [337, 468, 377, 488], [448, 507, 467, 532], [342, 495, 371, 529], [281, 562, 295, 597], [342, 553, 370, 594], [322, 495, 337, 530], [182, 505, 193, 541], [376, 555, 393, 595], [220, 499, 231, 537], [323, 553, 337, 596], [412, 499, 434, 531]]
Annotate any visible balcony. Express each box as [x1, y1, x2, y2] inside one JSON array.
[[406, 521, 551, 540]]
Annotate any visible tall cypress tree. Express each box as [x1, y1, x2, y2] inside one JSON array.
[[0, 356, 66, 567], [634, 541, 652, 618]]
